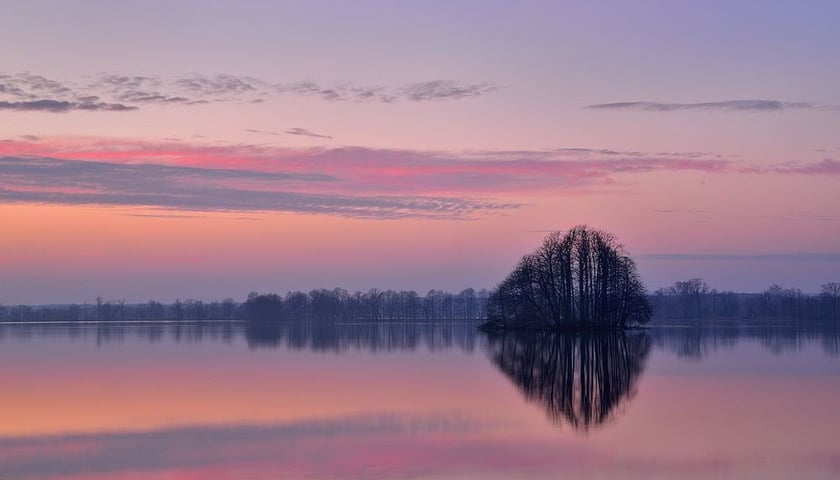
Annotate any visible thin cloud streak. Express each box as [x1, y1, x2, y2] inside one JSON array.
[[587, 100, 837, 112], [770, 159, 840, 175], [641, 253, 840, 262], [285, 127, 333, 140]]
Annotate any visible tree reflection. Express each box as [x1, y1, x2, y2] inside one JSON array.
[[484, 331, 651, 431], [0, 321, 481, 353], [244, 321, 479, 352], [649, 324, 840, 359]]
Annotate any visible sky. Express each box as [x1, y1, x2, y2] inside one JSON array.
[[1, 0, 839, 304]]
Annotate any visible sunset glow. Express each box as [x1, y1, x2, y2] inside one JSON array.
[[1, 1, 838, 302]]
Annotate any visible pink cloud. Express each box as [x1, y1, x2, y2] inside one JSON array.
[[771, 159, 840, 175], [0, 137, 733, 198]]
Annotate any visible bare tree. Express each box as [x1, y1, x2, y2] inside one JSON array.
[[485, 226, 651, 329]]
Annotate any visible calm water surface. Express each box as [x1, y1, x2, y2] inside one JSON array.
[[1, 321, 839, 480]]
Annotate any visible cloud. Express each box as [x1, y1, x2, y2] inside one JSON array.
[[762, 212, 836, 223], [174, 73, 261, 97], [1, 73, 146, 111], [245, 127, 333, 140], [640, 253, 840, 262], [95, 74, 159, 90], [653, 208, 707, 214], [770, 158, 840, 175], [0, 137, 760, 219], [93, 74, 199, 105], [0, 72, 73, 99], [285, 127, 333, 140], [276, 79, 499, 103], [401, 80, 500, 101], [1, 138, 735, 196], [586, 100, 836, 112], [1, 71, 501, 113], [0, 73, 137, 111], [0, 99, 136, 112], [244, 128, 275, 135], [276, 81, 399, 102], [0, 155, 515, 219], [114, 91, 194, 104]]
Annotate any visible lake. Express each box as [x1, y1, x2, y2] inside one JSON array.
[[1, 321, 839, 480]]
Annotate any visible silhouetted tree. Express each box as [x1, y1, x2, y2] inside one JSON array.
[[485, 226, 651, 329]]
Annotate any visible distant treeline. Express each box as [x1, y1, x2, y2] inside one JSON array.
[[0, 280, 838, 323], [0, 288, 490, 322], [650, 279, 840, 321], [241, 288, 489, 322]]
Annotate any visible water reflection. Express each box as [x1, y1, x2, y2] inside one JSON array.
[[2, 321, 840, 480], [0, 413, 497, 480], [650, 323, 840, 359], [244, 320, 478, 352], [1, 321, 839, 359], [0, 320, 481, 353], [484, 331, 651, 431]]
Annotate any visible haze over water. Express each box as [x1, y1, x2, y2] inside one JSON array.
[[2, 321, 838, 480]]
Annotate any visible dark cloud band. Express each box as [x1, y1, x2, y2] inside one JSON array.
[[0, 155, 515, 219]]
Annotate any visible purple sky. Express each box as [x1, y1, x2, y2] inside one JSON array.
[[1, 0, 839, 303]]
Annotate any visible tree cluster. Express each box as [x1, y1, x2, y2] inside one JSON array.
[[485, 226, 652, 330]]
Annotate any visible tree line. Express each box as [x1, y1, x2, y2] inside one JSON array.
[[242, 288, 489, 321], [0, 280, 838, 323], [0, 288, 490, 322], [651, 279, 840, 321]]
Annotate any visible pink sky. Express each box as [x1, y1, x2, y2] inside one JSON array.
[[1, 1, 839, 303]]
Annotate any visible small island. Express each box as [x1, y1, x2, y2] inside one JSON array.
[[481, 226, 652, 331]]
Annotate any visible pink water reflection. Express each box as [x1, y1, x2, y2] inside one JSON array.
[[0, 323, 839, 480]]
